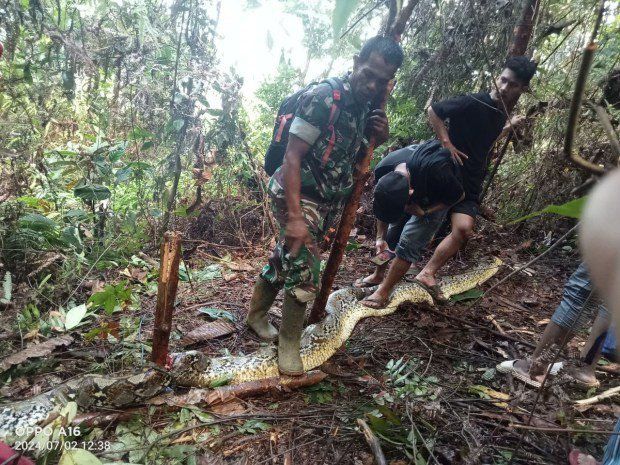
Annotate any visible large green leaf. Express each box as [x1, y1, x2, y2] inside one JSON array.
[[332, 0, 360, 37], [74, 184, 111, 201], [65, 303, 88, 330], [510, 196, 587, 224], [19, 213, 57, 231], [59, 449, 102, 465]]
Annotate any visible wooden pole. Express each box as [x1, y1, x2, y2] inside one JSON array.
[[308, 85, 392, 324], [151, 231, 182, 367], [308, 2, 417, 325]]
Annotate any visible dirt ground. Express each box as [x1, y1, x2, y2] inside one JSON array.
[[1, 217, 618, 464]]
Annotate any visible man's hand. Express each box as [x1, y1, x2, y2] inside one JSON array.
[[509, 115, 526, 127], [442, 141, 468, 165], [285, 215, 310, 257], [366, 109, 389, 146], [375, 238, 388, 255], [404, 203, 425, 217]]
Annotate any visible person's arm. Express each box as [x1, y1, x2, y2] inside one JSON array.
[[405, 193, 464, 217], [498, 114, 526, 140], [427, 106, 468, 165], [281, 135, 312, 256], [375, 219, 388, 254], [366, 110, 389, 146]]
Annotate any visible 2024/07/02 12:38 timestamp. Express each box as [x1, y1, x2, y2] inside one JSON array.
[[14, 440, 111, 452]]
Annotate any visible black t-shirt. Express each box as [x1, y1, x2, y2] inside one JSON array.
[[374, 145, 417, 181], [431, 92, 506, 201], [374, 142, 463, 207]]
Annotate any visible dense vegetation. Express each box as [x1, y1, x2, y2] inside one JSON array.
[[0, 0, 619, 463]]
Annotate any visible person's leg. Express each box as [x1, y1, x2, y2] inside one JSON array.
[[277, 198, 328, 375], [504, 263, 604, 384], [569, 306, 611, 386], [415, 212, 475, 287], [355, 215, 408, 287], [362, 210, 446, 308]]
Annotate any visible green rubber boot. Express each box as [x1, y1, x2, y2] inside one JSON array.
[[246, 277, 279, 341], [278, 293, 306, 376]]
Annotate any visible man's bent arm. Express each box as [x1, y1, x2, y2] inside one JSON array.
[[427, 106, 468, 164], [428, 106, 451, 148]]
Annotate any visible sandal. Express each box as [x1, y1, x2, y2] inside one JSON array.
[[411, 278, 449, 303], [496, 359, 564, 389], [354, 276, 381, 288], [360, 295, 389, 309]]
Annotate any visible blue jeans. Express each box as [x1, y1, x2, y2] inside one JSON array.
[[386, 209, 447, 264], [602, 418, 620, 464], [550, 262, 609, 331]]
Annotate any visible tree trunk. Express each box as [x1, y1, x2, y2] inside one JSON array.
[[508, 0, 539, 57], [151, 232, 182, 367]]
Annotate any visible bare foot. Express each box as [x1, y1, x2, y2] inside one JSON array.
[[354, 271, 384, 288], [567, 363, 599, 387], [415, 270, 437, 288], [361, 289, 390, 309]]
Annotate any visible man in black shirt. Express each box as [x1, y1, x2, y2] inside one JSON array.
[[362, 56, 536, 307], [355, 142, 464, 290]]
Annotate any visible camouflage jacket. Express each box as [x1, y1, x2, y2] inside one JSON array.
[[271, 76, 370, 206]]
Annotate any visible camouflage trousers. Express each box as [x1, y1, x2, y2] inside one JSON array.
[[260, 178, 337, 303]]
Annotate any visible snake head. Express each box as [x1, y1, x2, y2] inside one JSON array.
[[169, 351, 210, 373]]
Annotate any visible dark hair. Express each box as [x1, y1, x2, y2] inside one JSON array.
[[504, 56, 537, 86], [359, 36, 404, 68]]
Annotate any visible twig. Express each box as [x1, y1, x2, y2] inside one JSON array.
[[509, 423, 620, 435], [470, 223, 579, 307], [423, 306, 535, 349], [563, 0, 607, 175], [574, 385, 620, 406], [357, 419, 387, 465]]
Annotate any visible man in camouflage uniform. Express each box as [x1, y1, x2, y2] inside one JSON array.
[[247, 36, 404, 375]]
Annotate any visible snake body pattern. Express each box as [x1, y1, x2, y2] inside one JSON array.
[[0, 258, 501, 443]]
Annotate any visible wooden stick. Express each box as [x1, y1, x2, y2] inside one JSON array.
[[509, 423, 620, 435], [424, 306, 536, 348], [357, 419, 387, 465], [309, 83, 393, 324], [574, 385, 620, 406], [308, 4, 418, 325], [205, 370, 327, 405], [152, 232, 182, 366]]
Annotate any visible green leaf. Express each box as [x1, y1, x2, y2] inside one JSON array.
[[204, 108, 223, 117], [332, 0, 360, 37], [510, 196, 587, 224], [172, 119, 185, 131], [186, 264, 222, 282], [89, 282, 132, 315], [108, 146, 125, 162], [198, 307, 235, 322], [141, 140, 154, 150], [127, 127, 155, 140], [59, 449, 103, 465], [19, 213, 57, 231], [450, 288, 484, 302], [1, 272, 12, 305], [208, 375, 232, 388], [74, 184, 111, 201], [115, 166, 133, 183], [65, 303, 88, 330]]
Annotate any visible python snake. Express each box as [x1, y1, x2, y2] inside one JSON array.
[[0, 258, 501, 443]]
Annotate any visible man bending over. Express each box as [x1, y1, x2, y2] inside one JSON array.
[[363, 56, 536, 307]]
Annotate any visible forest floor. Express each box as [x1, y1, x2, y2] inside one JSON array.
[[1, 215, 618, 465]]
